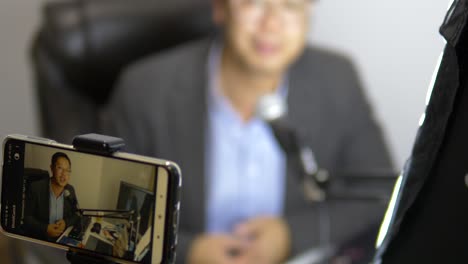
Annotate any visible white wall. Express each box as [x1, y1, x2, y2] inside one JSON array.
[[0, 1, 41, 144], [0, 1, 451, 169], [310, 0, 450, 167]]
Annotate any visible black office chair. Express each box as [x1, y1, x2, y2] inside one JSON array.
[[20, 168, 50, 233], [24, 168, 50, 183], [31, 0, 215, 144]]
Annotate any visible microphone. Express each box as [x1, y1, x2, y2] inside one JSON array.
[[255, 93, 329, 202], [64, 187, 81, 216], [64, 189, 71, 198], [256, 94, 397, 203]]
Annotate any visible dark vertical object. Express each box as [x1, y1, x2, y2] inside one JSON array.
[[375, 0, 468, 263]]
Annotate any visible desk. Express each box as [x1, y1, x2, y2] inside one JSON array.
[[56, 217, 128, 256], [56, 226, 80, 247]]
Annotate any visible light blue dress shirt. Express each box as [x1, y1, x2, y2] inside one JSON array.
[[49, 180, 64, 224], [205, 41, 287, 233]]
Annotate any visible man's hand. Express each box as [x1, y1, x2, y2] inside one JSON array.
[[56, 219, 66, 232], [46, 223, 63, 238], [234, 217, 291, 264], [187, 234, 249, 264]]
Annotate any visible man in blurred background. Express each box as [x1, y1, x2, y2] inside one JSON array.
[[103, 0, 393, 263]]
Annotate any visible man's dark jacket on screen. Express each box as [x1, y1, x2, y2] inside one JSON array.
[[24, 177, 80, 241]]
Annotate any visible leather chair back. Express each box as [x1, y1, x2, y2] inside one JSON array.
[[31, 0, 214, 143]]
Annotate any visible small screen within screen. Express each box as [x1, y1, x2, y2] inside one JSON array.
[[2, 140, 158, 263]]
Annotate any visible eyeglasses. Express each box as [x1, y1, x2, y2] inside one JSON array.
[[230, 0, 313, 25], [55, 166, 71, 175]]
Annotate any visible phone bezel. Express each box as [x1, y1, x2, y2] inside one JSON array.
[[0, 134, 181, 264]]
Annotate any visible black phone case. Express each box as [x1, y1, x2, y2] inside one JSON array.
[[161, 163, 181, 264]]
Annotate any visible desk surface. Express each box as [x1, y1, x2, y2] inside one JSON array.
[[56, 217, 126, 253]]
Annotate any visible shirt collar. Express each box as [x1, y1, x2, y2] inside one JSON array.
[[206, 38, 289, 123], [49, 179, 65, 198]]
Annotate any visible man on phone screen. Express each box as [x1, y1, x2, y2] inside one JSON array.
[[103, 0, 394, 263], [24, 152, 80, 241]]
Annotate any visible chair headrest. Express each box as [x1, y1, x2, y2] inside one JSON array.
[[36, 0, 215, 104], [24, 168, 50, 182]]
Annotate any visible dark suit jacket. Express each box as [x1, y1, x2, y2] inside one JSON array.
[[24, 177, 80, 241], [102, 38, 394, 262]]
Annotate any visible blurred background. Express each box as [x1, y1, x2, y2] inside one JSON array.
[[0, 0, 450, 263], [0, 0, 449, 167], [310, 0, 449, 168]]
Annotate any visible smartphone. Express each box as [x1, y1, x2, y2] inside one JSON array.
[[1, 134, 181, 264]]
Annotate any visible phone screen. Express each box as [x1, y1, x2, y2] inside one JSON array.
[[1, 138, 171, 263]]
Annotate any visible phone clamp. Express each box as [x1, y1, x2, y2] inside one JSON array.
[[66, 133, 125, 264], [72, 133, 125, 155]]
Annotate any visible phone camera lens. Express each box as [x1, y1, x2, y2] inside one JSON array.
[[14, 153, 20, 161]]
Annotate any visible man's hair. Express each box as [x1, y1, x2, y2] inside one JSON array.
[[51, 152, 71, 168]]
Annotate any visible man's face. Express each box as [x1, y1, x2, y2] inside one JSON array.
[[214, 0, 312, 75], [51, 157, 71, 188]]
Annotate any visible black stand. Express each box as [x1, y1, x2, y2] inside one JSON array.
[[66, 133, 125, 264], [67, 251, 118, 264]]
